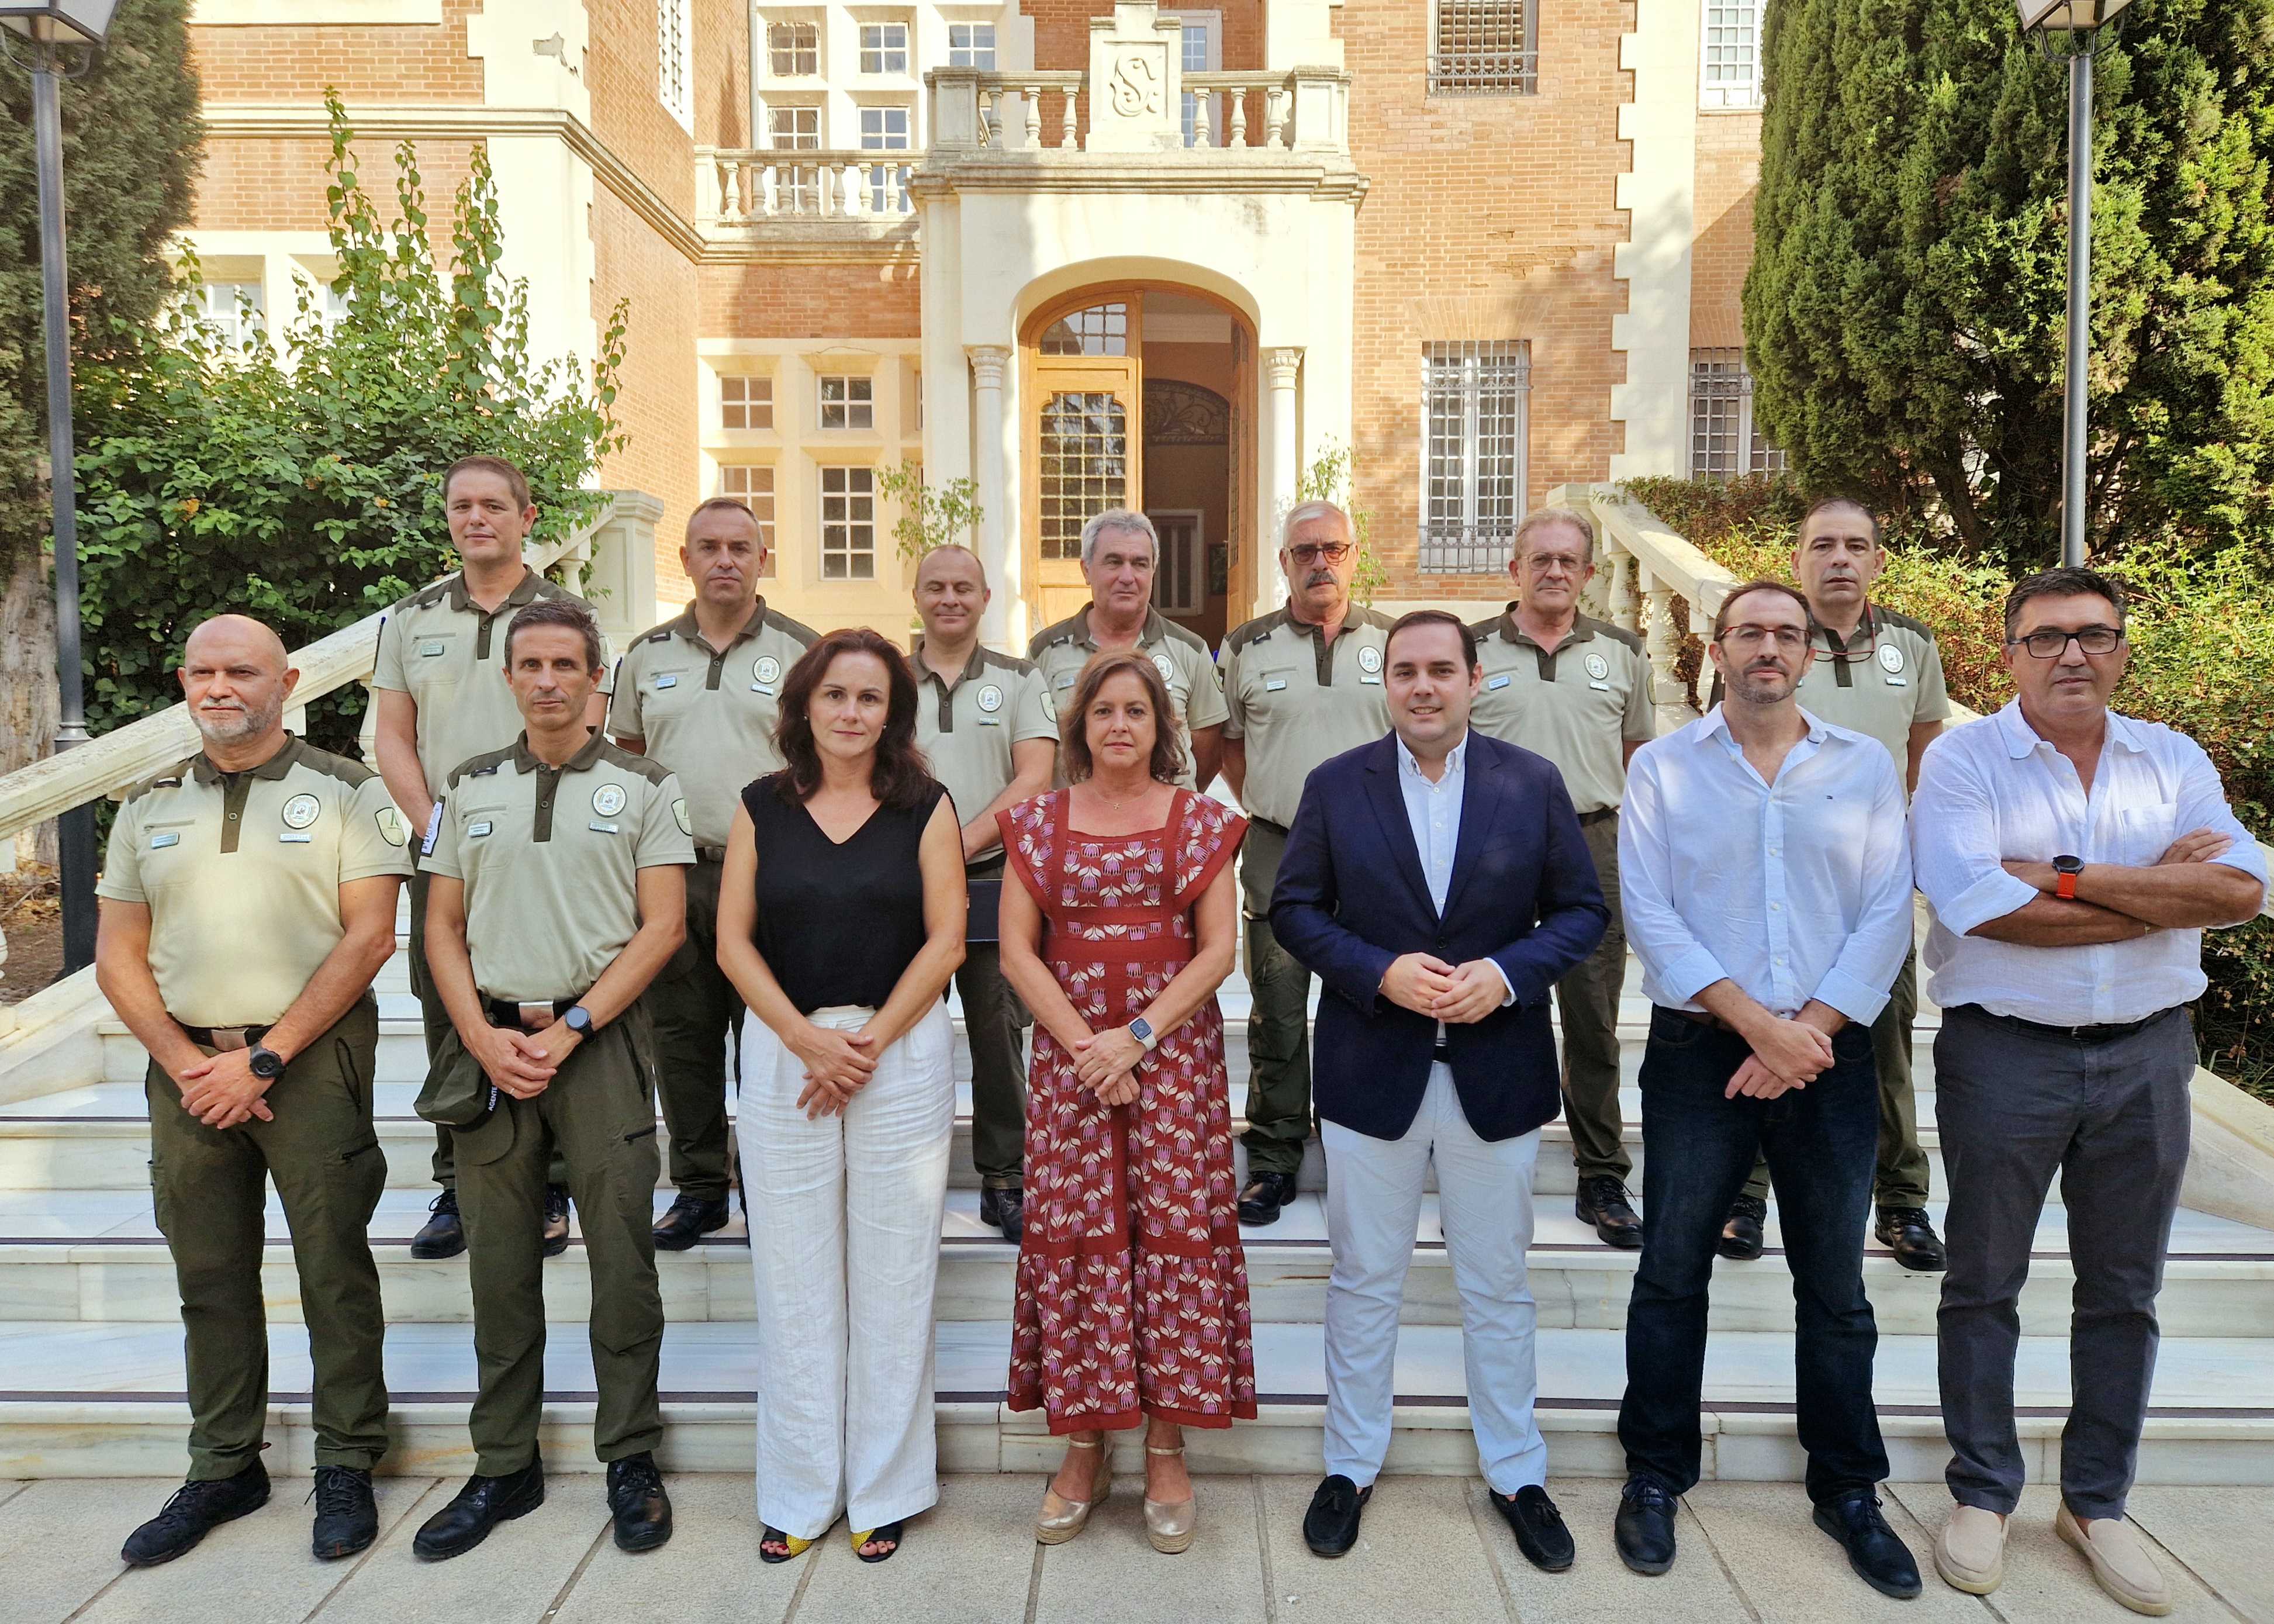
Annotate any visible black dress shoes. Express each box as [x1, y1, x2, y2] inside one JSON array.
[[120, 1460, 271, 1566], [1613, 1478, 1678, 1575], [413, 1459, 545, 1560], [310, 1465, 379, 1560], [652, 1194, 731, 1252], [606, 1452, 673, 1553], [1574, 1175, 1643, 1249], [1875, 1206, 1949, 1272], [1813, 1490, 1923, 1599], [979, 1186, 1025, 1244], [1491, 1484, 1575, 1572], [1302, 1473, 1372, 1557], [410, 1190, 466, 1260], [1716, 1195, 1768, 1261], [542, 1184, 572, 1258], [1238, 1170, 1300, 1227]]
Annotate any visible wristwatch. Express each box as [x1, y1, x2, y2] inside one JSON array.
[[248, 1045, 286, 1081], [564, 1005, 595, 1038], [1127, 1016, 1157, 1052], [2053, 854, 2084, 900]]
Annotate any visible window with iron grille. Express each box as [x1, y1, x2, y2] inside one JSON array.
[[1422, 341, 1530, 575], [859, 106, 914, 213], [1430, 0, 1535, 96], [190, 281, 265, 350], [721, 374, 773, 431], [1039, 302, 1129, 357], [860, 21, 908, 74], [1038, 393, 1131, 562], [717, 465, 778, 576], [768, 20, 818, 76], [948, 21, 996, 68], [820, 466, 876, 579], [1700, 0, 1765, 109], [1688, 349, 1788, 478], [656, 0, 692, 126], [819, 375, 874, 430]]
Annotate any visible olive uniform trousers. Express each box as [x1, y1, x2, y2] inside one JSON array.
[[958, 856, 1030, 1190], [1238, 818, 1314, 1181], [453, 1010, 666, 1475], [1557, 811, 1632, 1184], [146, 997, 389, 1481], [645, 854, 743, 1204]]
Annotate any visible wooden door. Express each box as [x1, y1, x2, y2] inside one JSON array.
[[1027, 358, 1143, 628]]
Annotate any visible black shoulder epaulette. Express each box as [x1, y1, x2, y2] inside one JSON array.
[[1588, 617, 1646, 656], [763, 607, 822, 648], [1874, 606, 1938, 642], [291, 745, 379, 789], [398, 575, 455, 613], [975, 647, 1038, 678], [594, 741, 674, 787], [446, 744, 518, 789], [1224, 609, 1288, 655], [123, 756, 199, 804]]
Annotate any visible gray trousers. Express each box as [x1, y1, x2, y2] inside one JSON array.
[[1934, 1002, 2194, 1520]]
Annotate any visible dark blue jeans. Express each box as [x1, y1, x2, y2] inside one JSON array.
[[1618, 1007, 1890, 1504]]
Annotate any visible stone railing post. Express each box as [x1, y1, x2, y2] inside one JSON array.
[[1639, 568, 1688, 732], [927, 68, 984, 151]]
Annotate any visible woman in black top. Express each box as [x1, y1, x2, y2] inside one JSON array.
[[716, 627, 965, 1568]]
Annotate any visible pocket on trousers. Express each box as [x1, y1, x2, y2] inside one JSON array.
[[1649, 1007, 1705, 1048]]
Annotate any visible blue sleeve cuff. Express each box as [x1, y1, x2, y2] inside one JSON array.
[[1811, 968, 1890, 1029], [1660, 947, 1730, 1008]]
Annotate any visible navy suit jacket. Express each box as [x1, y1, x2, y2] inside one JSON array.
[[1269, 731, 1609, 1143]]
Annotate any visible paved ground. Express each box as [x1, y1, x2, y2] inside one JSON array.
[[1, 1474, 2263, 1623]]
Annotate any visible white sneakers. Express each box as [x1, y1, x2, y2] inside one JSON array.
[[1936, 1502, 2175, 1616]]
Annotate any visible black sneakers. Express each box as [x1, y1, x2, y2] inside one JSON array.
[[606, 1452, 673, 1553], [1717, 1195, 1768, 1261], [310, 1465, 379, 1560], [1574, 1176, 1643, 1249], [120, 1461, 272, 1567], [1874, 1206, 1949, 1272], [410, 1190, 465, 1260]]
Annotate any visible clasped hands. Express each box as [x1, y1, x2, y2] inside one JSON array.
[[175, 1046, 276, 1129], [1378, 953, 1509, 1026], [1069, 1024, 1146, 1108], [790, 1021, 880, 1119], [468, 1018, 583, 1101]]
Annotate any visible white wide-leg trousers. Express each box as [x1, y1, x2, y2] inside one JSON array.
[[741, 1001, 954, 1538], [1320, 1062, 1546, 1494]]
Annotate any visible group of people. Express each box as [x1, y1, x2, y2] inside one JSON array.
[[90, 456, 2263, 1616]]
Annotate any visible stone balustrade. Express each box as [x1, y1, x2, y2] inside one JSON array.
[[924, 65, 1346, 157], [695, 148, 922, 227]]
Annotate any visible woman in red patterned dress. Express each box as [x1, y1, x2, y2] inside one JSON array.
[[996, 649, 1254, 1555]]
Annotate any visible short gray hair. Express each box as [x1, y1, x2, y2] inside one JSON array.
[[1080, 508, 1157, 569], [1510, 506, 1595, 567], [1281, 500, 1353, 547]]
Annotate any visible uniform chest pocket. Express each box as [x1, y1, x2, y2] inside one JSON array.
[[2110, 800, 2180, 866], [1247, 663, 1305, 709]]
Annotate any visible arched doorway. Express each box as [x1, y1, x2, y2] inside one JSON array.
[[1020, 284, 1257, 642]]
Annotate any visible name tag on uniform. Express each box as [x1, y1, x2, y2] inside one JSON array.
[[654, 673, 679, 690], [752, 683, 775, 696], [1265, 678, 1288, 692], [419, 640, 445, 658], [278, 832, 313, 844], [150, 831, 180, 849], [1589, 680, 1611, 691], [468, 821, 493, 838], [589, 820, 620, 834], [978, 716, 1002, 726], [1360, 675, 1382, 685], [1885, 676, 1908, 687], [1487, 675, 1512, 690]]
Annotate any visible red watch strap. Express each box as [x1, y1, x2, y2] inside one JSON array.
[[2056, 868, 2079, 901]]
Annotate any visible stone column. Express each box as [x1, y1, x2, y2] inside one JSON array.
[[1263, 347, 1302, 613], [969, 345, 1017, 648]]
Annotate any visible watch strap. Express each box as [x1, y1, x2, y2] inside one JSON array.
[[2056, 869, 2079, 900]]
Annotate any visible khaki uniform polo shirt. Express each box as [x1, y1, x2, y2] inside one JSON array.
[[1218, 604, 1397, 828], [1028, 606, 1227, 789], [98, 738, 413, 1027], [1467, 608, 1653, 816], [1706, 603, 1951, 787], [911, 637, 1056, 842], [373, 568, 613, 801], [606, 599, 819, 851], [422, 731, 695, 1003]]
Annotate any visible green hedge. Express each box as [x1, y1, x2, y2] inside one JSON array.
[[1619, 475, 2274, 1097]]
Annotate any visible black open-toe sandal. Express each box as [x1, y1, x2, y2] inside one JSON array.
[[851, 1520, 904, 1563], [759, 1525, 814, 1563]]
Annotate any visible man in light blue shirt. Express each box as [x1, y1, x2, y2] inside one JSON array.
[[1612, 580, 1919, 1601]]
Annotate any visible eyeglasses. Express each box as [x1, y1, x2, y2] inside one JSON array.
[[1287, 542, 1352, 565], [2006, 626, 2123, 659], [1716, 625, 1809, 651]]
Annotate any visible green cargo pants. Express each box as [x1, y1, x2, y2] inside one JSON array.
[[1740, 946, 1927, 1208], [960, 857, 1030, 1190], [1558, 811, 1633, 1183], [646, 855, 743, 1204], [146, 997, 389, 1481], [453, 1010, 666, 1475], [1237, 819, 1313, 1182]]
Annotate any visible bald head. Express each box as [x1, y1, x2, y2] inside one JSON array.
[[179, 615, 298, 753], [914, 544, 991, 645]]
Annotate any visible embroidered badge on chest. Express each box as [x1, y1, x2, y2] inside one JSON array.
[[977, 683, 1004, 713], [281, 793, 322, 831], [1357, 645, 1383, 675], [754, 655, 781, 687], [1877, 642, 1905, 675], [593, 783, 627, 818], [1151, 652, 1175, 685], [1585, 651, 1611, 681]]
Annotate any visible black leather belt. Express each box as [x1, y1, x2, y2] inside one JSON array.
[[485, 995, 582, 1032], [1577, 806, 1619, 827], [177, 1021, 272, 1051], [1952, 1004, 2180, 1044], [1432, 1041, 1452, 1064], [694, 845, 727, 863]]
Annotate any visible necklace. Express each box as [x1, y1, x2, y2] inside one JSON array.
[[1086, 777, 1151, 811]]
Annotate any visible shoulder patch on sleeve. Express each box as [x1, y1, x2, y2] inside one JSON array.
[[597, 741, 675, 787], [445, 744, 519, 790]]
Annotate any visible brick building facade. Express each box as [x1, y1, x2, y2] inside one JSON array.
[[179, 0, 1775, 644]]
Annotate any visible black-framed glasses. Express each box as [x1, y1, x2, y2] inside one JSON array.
[[1287, 541, 1352, 565], [2006, 626, 2123, 659]]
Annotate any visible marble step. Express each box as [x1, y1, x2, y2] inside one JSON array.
[[0, 1080, 1968, 1201], [4, 1188, 2265, 1337], [2, 1319, 2265, 1485]]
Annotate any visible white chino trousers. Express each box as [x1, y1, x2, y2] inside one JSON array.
[[741, 1001, 954, 1539], [1321, 1062, 1546, 1494]]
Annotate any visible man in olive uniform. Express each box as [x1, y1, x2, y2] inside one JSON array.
[[1710, 498, 1951, 1270], [414, 597, 691, 1560], [373, 454, 608, 1259], [1468, 507, 1654, 1249], [96, 616, 407, 1567], [609, 496, 816, 1249], [1028, 508, 1227, 790], [910, 544, 1057, 1240], [1218, 502, 1394, 1225]]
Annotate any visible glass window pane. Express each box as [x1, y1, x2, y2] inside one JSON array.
[[1431, 0, 1535, 96], [1421, 340, 1530, 573], [1036, 392, 1130, 561]]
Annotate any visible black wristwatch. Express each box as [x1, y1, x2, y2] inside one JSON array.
[[248, 1045, 286, 1080], [564, 1005, 595, 1038]]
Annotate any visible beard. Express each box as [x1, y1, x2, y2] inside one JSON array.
[[1730, 668, 1795, 706], [193, 694, 282, 747]]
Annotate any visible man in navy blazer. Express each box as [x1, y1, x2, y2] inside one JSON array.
[[1271, 610, 1607, 1573]]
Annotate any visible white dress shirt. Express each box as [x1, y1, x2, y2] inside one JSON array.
[[1393, 731, 1514, 1029], [1621, 706, 1914, 1025], [1910, 700, 2268, 1026]]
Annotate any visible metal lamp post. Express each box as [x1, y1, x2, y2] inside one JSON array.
[[1, 0, 118, 974], [2016, 0, 2136, 568]]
